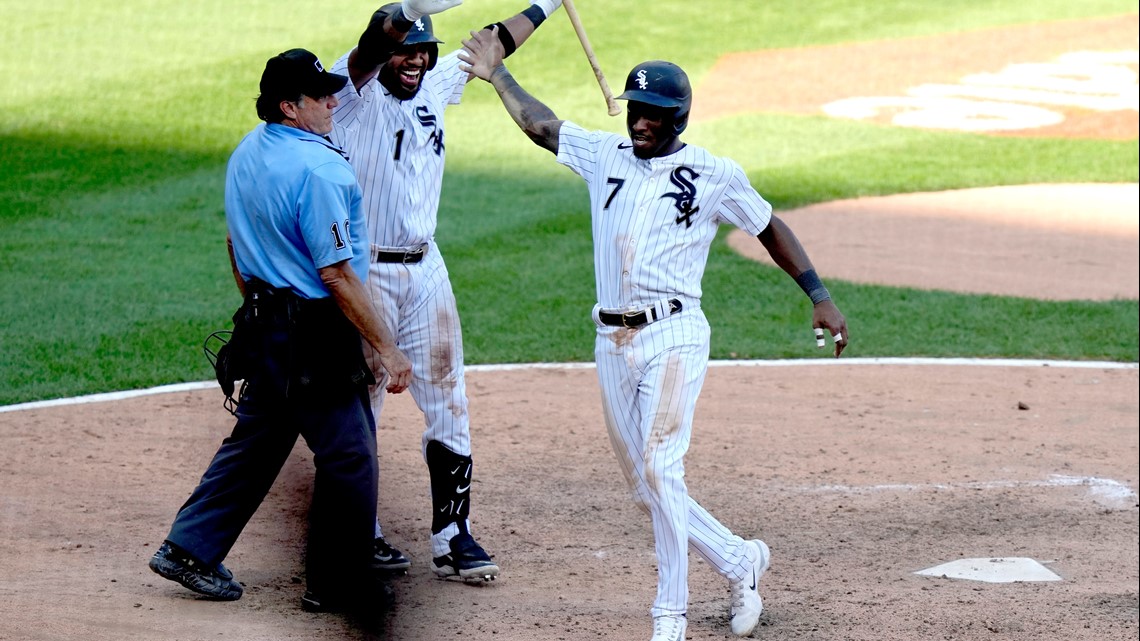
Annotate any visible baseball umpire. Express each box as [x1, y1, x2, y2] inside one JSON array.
[[324, 0, 564, 582], [460, 33, 848, 641], [146, 30, 443, 612]]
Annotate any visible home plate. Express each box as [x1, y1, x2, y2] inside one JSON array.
[[915, 558, 1062, 583]]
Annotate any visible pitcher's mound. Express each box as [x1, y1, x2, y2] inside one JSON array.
[[727, 183, 1138, 300]]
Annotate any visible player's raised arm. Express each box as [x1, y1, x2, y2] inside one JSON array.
[[477, 0, 562, 59], [757, 215, 849, 357], [460, 27, 563, 153], [347, 0, 464, 88]]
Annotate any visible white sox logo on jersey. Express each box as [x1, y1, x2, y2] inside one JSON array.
[[660, 166, 700, 228], [415, 105, 444, 155]]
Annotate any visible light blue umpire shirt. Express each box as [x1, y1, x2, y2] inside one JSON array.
[[225, 122, 367, 300]]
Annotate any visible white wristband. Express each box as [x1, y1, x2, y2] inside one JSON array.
[[399, 3, 419, 21], [530, 0, 562, 18]]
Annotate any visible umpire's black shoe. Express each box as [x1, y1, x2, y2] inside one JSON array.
[[430, 532, 499, 581], [372, 536, 411, 573], [300, 590, 337, 613], [302, 585, 392, 636], [301, 580, 395, 613], [149, 542, 243, 600]]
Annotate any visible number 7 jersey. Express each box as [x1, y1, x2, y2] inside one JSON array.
[[328, 50, 470, 248], [555, 121, 774, 310]]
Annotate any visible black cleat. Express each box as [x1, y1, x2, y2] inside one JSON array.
[[431, 532, 499, 582], [372, 536, 411, 573], [148, 542, 243, 600]]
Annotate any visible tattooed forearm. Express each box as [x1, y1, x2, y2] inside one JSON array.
[[489, 65, 562, 153]]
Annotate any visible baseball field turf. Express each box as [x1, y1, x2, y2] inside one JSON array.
[[1, 0, 1137, 406]]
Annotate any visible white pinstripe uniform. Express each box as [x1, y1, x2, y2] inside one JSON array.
[[328, 50, 475, 557], [556, 121, 772, 618]]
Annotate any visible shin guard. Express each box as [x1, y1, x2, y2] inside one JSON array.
[[426, 441, 472, 535]]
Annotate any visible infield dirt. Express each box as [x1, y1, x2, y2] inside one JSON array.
[[0, 364, 1136, 641]]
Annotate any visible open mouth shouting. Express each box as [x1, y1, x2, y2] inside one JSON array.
[[381, 43, 435, 100], [396, 65, 423, 91]]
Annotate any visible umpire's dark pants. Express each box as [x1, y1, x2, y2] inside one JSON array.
[[165, 378, 377, 596]]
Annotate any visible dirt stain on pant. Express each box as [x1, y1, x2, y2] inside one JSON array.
[[607, 327, 636, 349], [643, 352, 684, 495], [601, 392, 641, 497], [430, 307, 462, 418]]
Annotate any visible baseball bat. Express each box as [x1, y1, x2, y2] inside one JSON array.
[[561, 0, 622, 117]]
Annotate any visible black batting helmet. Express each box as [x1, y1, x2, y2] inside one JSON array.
[[380, 2, 444, 70], [617, 60, 692, 135]]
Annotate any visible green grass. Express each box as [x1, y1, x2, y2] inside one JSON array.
[[1, 0, 1137, 405]]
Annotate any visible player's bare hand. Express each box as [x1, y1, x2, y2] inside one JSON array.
[[812, 300, 848, 358], [459, 26, 504, 81], [400, 0, 462, 21], [379, 346, 413, 393]]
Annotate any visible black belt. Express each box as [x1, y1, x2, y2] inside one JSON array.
[[598, 299, 683, 329], [372, 245, 426, 264]]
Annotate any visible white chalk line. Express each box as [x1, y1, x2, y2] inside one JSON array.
[[802, 474, 1137, 506], [0, 357, 1134, 414]]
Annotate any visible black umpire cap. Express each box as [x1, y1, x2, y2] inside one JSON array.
[[259, 48, 349, 100]]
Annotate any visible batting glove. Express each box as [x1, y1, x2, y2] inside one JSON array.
[[530, 0, 562, 18], [401, 0, 463, 22]]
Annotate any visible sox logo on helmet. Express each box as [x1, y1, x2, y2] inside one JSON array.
[[617, 60, 692, 135]]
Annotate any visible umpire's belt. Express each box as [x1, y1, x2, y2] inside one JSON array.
[[372, 243, 427, 264], [596, 299, 683, 329]]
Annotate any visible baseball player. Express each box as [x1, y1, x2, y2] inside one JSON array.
[[460, 32, 848, 641], [326, 0, 565, 582]]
